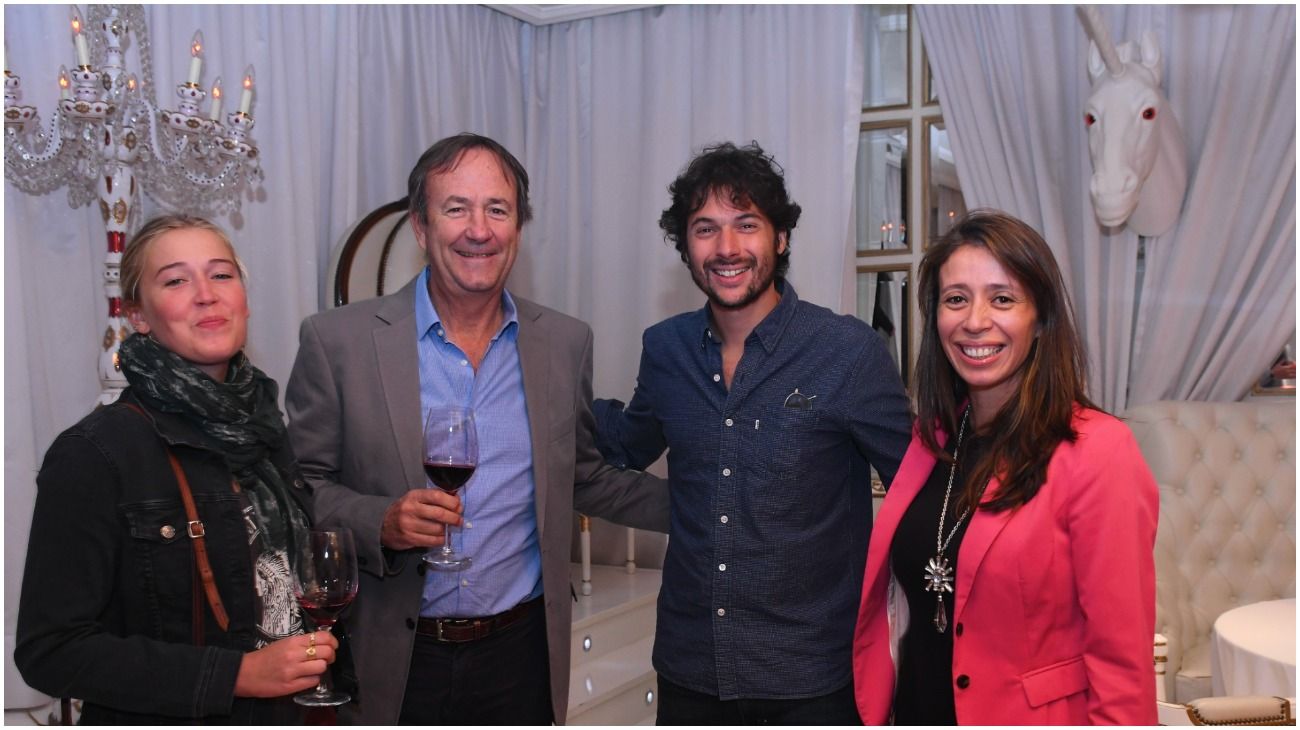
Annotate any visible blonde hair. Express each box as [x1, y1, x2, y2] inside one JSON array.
[[120, 214, 247, 306]]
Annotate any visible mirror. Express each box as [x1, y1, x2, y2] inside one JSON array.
[[862, 5, 909, 110], [857, 265, 911, 385], [925, 119, 967, 245], [924, 46, 938, 104], [855, 124, 909, 253]]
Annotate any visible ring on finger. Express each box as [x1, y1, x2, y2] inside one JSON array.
[[306, 645, 317, 658], [308, 631, 317, 647]]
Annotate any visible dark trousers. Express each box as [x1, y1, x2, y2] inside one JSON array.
[[397, 598, 553, 725], [656, 675, 862, 725]]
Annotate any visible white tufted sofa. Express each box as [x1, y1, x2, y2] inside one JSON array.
[[1124, 400, 1296, 703]]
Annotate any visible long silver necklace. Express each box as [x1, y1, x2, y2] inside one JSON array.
[[923, 406, 970, 633]]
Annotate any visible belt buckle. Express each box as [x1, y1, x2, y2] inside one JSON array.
[[435, 617, 472, 642]]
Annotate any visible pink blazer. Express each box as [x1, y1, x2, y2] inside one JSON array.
[[853, 407, 1158, 725]]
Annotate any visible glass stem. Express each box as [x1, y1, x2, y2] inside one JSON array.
[[313, 626, 334, 696], [442, 520, 456, 556]]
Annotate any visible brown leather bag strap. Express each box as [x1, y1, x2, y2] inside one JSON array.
[[165, 449, 231, 631], [121, 401, 230, 632]]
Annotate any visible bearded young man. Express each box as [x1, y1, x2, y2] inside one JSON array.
[[593, 142, 911, 724]]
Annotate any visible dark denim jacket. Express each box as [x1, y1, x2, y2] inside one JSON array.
[[15, 390, 311, 724]]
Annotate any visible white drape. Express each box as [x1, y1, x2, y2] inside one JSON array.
[[3, 4, 863, 708], [916, 4, 1296, 411], [519, 4, 864, 398], [1127, 6, 1296, 404]]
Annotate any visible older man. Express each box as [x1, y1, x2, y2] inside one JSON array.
[[287, 133, 668, 725]]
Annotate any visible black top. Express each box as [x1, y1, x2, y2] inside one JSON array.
[[889, 433, 988, 726]]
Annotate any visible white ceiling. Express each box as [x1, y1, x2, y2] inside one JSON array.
[[484, 4, 658, 26]]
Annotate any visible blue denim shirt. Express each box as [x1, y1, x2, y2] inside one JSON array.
[[594, 281, 911, 700]]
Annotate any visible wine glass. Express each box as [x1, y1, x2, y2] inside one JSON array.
[[422, 406, 478, 571], [293, 529, 359, 707]]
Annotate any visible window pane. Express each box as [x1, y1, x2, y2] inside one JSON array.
[[857, 268, 911, 384], [863, 5, 908, 109], [927, 121, 967, 242], [855, 126, 909, 252]]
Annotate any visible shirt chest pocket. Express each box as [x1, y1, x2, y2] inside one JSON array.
[[749, 404, 821, 481]]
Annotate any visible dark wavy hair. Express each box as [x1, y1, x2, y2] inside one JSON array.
[[407, 133, 532, 229], [914, 209, 1098, 514], [658, 142, 801, 278]]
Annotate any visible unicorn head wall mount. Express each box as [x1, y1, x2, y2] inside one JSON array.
[[1078, 5, 1188, 237]]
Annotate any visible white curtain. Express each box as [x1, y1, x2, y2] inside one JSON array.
[[1127, 6, 1296, 403], [519, 4, 864, 399], [916, 5, 1296, 411], [3, 4, 864, 709]]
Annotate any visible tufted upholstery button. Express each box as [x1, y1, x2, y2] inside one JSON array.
[[1234, 450, 1242, 460], [1175, 487, 1185, 496], [955, 675, 970, 689], [1256, 488, 1265, 496], [1280, 451, 1287, 461], [1195, 450, 1203, 460], [1193, 522, 1201, 531], [1212, 487, 1222, 497], [1233, 523, 1240, 531]]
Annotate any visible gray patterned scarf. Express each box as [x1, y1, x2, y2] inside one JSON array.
[[119, 333, 308, 563]]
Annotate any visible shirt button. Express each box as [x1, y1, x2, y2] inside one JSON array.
[[436, 329, 444, 337], [460, 359, 468, 367], [712, 374, 721, 383], [955, 675, 970, 689], [722, 468, 732, 477], [461, 579, 469, 586], [718, 563, 727, 572], [720, 515, 729, 524], [716, 608, 726, 617], [725, 418, 734, 427]]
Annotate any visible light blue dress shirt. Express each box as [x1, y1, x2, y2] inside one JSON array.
[[414, 267, 541, 618]]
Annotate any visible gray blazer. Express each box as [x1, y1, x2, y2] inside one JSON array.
[[285, 277, 669, 724]]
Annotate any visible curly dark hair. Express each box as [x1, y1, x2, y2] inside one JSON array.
[[658, 142, 801, 278]]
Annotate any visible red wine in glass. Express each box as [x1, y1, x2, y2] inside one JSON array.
[[293, 529, 358, 707], [422, 406, 478, 570], [422, 462, 476, 495], [297, 589, 354, 630]]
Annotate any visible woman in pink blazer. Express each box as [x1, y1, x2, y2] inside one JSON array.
[[853, 210, 1158, 725]]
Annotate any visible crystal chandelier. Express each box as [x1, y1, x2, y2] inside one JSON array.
[[4, 5, 263, 403]]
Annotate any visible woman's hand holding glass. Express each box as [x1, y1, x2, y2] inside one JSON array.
[[233, 631, 339, 698]]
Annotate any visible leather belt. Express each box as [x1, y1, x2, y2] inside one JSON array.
[[416, 596, 541, 643]]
